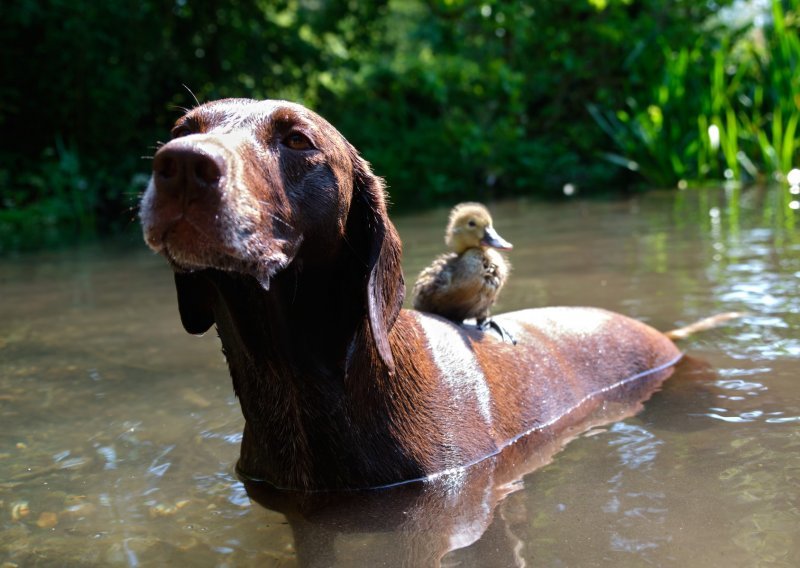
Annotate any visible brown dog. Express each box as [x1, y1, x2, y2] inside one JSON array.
[[140, 99, 683, 491]]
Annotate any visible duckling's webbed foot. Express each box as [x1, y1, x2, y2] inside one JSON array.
[[476, 318, 517, 345]]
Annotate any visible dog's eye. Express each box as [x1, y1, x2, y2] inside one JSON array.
[[283, 132, 314, 151], [171, 125, 192, 139]]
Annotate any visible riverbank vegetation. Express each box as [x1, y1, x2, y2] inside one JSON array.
[[1, 0, 798, 250]]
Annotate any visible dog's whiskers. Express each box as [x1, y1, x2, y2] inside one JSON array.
[[182, 84, 201, 108], [169, 104, 192, 115], [259, 208, 295, 231]]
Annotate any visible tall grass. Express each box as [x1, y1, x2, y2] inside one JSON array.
[[587, 44, 705, 188], [591, 0, 800, 187], [737, 0, 800, 182]]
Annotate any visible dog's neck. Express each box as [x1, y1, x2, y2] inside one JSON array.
[[198, 264, 423, 489]]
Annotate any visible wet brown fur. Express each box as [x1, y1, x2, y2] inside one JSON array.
[[141, 99, 686, 491]]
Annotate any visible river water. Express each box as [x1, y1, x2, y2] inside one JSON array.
[[1, 185, 798, 566]]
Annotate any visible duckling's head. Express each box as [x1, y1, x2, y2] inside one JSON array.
[[444, 202, 513, 254]]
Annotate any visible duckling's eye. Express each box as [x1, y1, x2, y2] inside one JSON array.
[[467, 219, 477, 227]]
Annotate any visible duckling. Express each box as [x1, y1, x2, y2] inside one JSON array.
[[412, 202, 515, 343]]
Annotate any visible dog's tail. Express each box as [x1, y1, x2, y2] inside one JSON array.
[[665, 312, 746, 340]]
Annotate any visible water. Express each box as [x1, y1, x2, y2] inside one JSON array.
[[1, 186, 798, 567]]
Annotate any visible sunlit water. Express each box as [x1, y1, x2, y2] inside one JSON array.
[[1, 186, 798, 566]]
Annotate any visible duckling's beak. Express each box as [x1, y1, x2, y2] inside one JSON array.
[[481, 226, 513, 250]]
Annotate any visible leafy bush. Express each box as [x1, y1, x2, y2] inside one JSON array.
[[590, 0, 800, 187], [1, 0, 740, 249]]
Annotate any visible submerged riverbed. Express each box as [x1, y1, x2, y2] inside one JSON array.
[[1, 185, 798, 566]]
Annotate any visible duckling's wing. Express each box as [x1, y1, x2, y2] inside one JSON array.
[[451, 249, 511, 321], [412, 254, 455, 300], [413, 253, 479, 317], [413, 252, 490, 321]]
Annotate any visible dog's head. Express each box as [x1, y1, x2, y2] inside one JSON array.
[[140, 99, 404, 370]]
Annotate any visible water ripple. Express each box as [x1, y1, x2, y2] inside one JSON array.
[[701, 408, 800, 425], [146, 444, 175, 477], [608, 423, 662, 470], [715, 378, 767, 395]]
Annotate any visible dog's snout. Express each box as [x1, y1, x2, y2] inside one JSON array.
[[152, 143, 225, 198]]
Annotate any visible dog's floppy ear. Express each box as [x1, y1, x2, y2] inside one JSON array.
[[347, 149, 405, 373], [174, 272, 215, 335]]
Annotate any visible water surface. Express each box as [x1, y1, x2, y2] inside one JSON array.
[[1, 186, 798, 566]]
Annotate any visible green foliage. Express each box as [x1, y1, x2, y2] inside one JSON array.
[[0, 139, 95, 248], [588, 44, 707, 187], [314, 0, 729, 203], [736, 0, 800, 182], [0, 0, 751, 250], [591, 0, 800, 187]]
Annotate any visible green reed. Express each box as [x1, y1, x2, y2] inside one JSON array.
[[588, 44, 703, 188], [592, 0, 800, 187]]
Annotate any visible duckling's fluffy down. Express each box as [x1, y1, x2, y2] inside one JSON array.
[[412, 247, 510, 323]]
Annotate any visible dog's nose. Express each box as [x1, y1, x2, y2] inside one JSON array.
[[152, 141, 225, 199]]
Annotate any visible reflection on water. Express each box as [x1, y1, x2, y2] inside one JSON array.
[[1, 186, 799, 566]]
